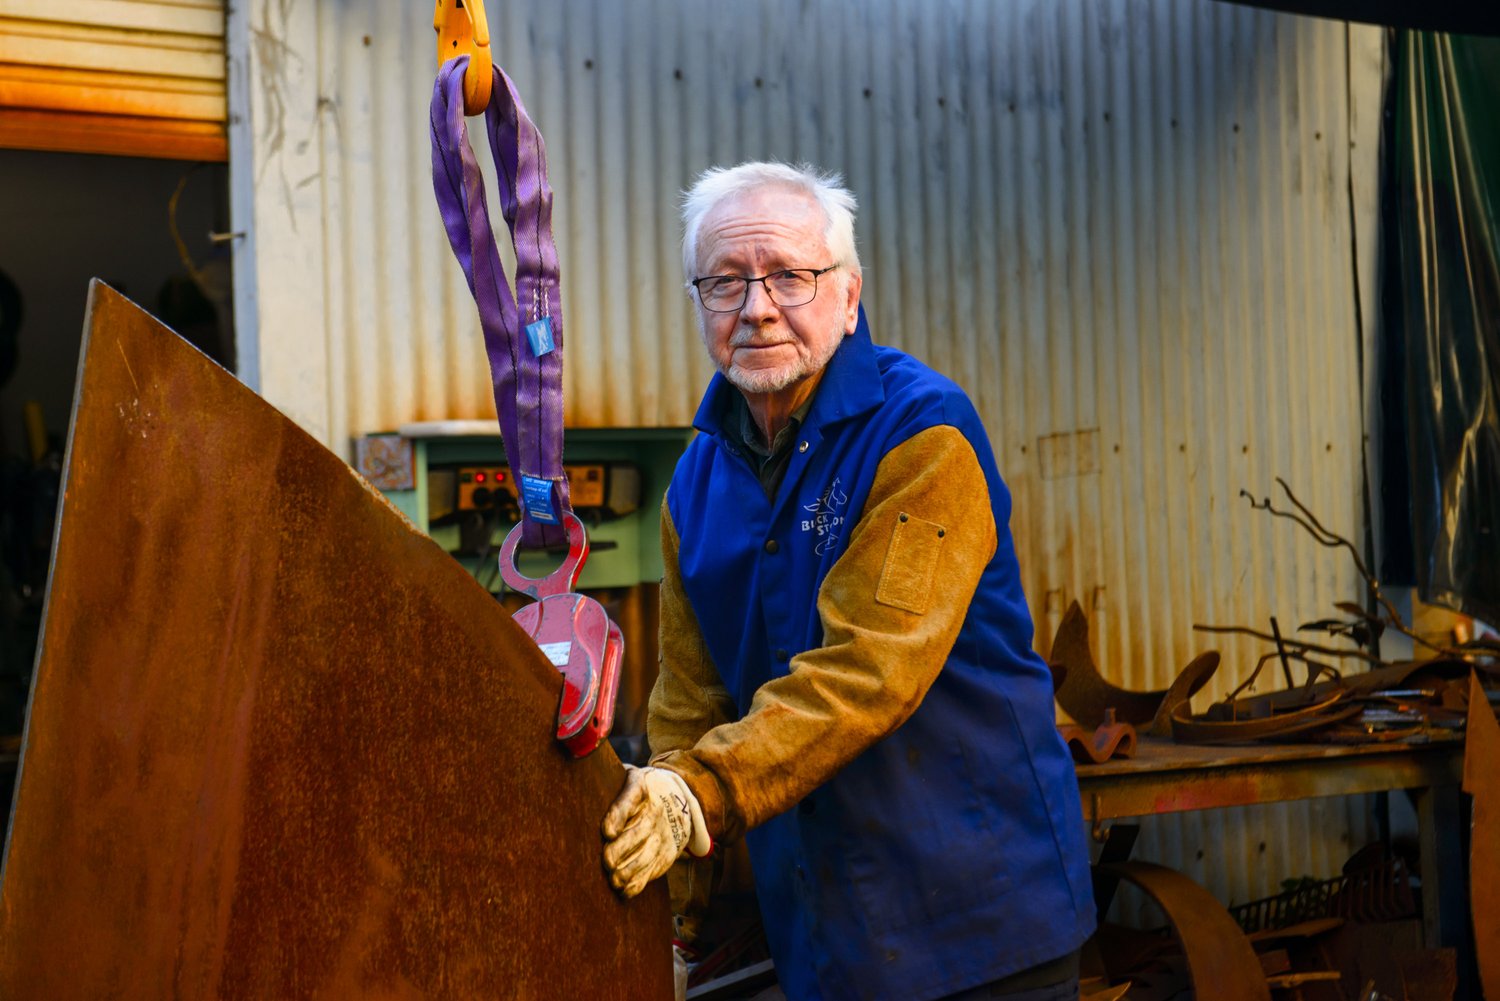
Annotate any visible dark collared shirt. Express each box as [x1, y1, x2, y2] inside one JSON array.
[[725, 391, 816, 497]]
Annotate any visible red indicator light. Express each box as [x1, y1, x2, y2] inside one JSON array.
[[496, 471, 506, 482], [475, 472, 487, 483]]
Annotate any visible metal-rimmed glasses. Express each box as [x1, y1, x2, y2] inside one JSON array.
[[688, 265, 840, 313]]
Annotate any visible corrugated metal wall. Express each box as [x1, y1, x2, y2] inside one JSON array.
[[234, 0, 1387, 915]]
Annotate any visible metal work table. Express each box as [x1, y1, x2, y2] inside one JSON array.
[[1075, 736, 1469, 970]]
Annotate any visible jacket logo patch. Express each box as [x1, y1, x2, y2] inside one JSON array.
[[800, 478, 848, 555]]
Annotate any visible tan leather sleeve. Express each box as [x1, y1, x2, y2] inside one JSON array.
[[646, 495, 736, 758], [646, 494, 737, 928], [652, 424, 998, 844]]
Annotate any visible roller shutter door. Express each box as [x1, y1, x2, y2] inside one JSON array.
[[0, 0, 225, 161]]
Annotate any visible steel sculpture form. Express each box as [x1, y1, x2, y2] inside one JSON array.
[[1095, 861, 1272, 1001], [0, 283, 672, 999], [1049, 600, 1219, 732]]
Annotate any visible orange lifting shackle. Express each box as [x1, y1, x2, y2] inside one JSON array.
[[433, 0, 492, 116]]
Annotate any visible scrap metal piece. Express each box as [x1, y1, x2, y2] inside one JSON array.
[[1171, 689, 1359, 744], [1349, 658, 1481, 693], [1061, 708, 1138, 764], [1050, 601, 1218, 728], [1169, 657, 1478, 746], [1462, 670, 1500, 1000], [1146, 649, 1222, 737], [0, 284, 673, 999], [1096, 861, 1271, 1001]]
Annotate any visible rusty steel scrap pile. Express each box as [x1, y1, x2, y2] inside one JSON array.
[[1048, 481, 1498, 1001], [1053, 481, 1500, 756]]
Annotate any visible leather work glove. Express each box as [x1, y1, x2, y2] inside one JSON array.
[[602, 765, 712, 898]]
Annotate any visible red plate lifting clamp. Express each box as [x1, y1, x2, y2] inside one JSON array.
[[498, 512, 622, 757]]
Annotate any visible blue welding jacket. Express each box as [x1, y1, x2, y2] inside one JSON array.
[[666, 309, 1096, 1000]]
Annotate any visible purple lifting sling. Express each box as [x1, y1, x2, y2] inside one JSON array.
[[430, 56, 622, 758], [430, 56, 569, 549]]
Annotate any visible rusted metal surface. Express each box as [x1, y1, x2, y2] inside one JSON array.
[[1170, 690, 1358, 745], [0, 283, 672, 999], [1095, 861, 1271, 1001], [1399, 948, 1458, 1001], [1050, 601, 1218, 728], [1462, 671, 1500, 1000], [1145, 650, 1221, 737], [1166, 654, 1486, 747], [1061, 709, 1138, 764]]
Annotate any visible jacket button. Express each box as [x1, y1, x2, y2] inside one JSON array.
[[774, 648, 789, 662], [764, 539, 779, 554], [798, 441, 809, 453]]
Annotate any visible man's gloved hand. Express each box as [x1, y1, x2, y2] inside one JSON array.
[[601, 765, 712, 898]]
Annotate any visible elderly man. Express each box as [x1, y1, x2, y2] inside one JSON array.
[[602, 161, 1096, 1001]]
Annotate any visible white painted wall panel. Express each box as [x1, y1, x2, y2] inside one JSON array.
[[234, 0, 1387, 913]]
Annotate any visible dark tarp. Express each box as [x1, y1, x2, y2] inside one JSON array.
[[1386, 34, 1500, 626], [1214, 1, 1500, 36]]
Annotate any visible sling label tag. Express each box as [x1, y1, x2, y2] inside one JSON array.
[[525, 316, 555, 356], [520, 475, 559, 523]]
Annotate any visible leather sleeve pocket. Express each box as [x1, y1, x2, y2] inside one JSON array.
[[874, 513, 946, 614]]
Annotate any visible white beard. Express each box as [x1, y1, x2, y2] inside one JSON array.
[[720, 321, 846, 395]]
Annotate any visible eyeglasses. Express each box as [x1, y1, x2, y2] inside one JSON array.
[[689, 265, 840, 313]]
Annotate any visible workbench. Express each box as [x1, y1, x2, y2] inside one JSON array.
[[1075, 736, 1469, 971]]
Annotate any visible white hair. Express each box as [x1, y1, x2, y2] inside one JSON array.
[[680, 161, 861, 282]]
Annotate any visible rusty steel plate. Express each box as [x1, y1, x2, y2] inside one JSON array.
[[0, 283, 672, 999], [1462, 671, 1500, 1000]]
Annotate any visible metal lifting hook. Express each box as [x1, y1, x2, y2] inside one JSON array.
[[433, 0, 492, 115]]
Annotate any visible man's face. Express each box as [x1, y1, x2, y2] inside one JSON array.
[[692, 186, 861, 397]]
